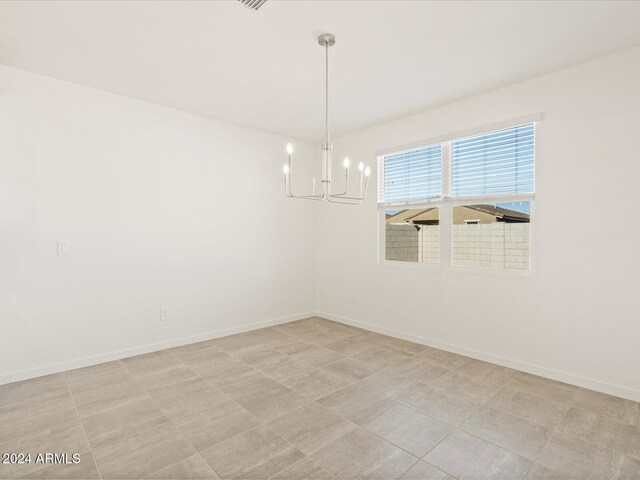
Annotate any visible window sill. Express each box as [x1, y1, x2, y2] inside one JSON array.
[[379, 260, 534, 277]]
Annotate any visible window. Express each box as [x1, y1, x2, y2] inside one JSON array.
[[382, 145, 442, 203], [385, 208, 439, 264], [378, 120, 536, 270]]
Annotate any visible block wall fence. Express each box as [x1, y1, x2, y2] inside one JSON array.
[[386, 223, 530, 269]]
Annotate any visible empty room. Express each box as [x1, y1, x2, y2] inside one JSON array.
[[2, 1, 640, 479]]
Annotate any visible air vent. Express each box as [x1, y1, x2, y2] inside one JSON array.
[[237, 0, 267, 11]]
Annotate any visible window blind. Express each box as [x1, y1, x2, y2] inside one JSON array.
[[451, 123, 534, 197], [381, 144, 442, 203]]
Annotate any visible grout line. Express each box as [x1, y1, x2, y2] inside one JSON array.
[[61, 372, 104, 480], [117, 358, 203, 478]]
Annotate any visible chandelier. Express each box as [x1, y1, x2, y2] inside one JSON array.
[[282, 33, 370, 204]]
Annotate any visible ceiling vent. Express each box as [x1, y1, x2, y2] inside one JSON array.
[[237, 0, 267, 11]]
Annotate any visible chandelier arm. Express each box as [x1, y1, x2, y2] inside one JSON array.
[[329, 169, 349, 196], [286, 178, 325, 199], [288, 151, 323, 198], [289, 193, 325, 201], [327, 196, 360, 205], [330, 174, 369, 199], [328, 194, 365, 200]]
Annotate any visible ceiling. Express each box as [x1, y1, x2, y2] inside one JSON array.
[[1, 1, 640, 142]]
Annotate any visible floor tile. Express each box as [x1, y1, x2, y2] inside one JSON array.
[[311, 427, 417, 479], [424, 430, 531, 479], [300, 330, 343, 346], [257, 355, 316, 382], [0, 423, 91, 479], [147, 376, 228, 420], [200, 425, 304, 480], [505, 372, 579, 405], [573, 389, 639, 426], [168, 340, 219, 357], [91, 416, 195, 479], [323, 338, 377, 356], [361, 358, 448, 395], [320, 357, 379, 383], [234, 383, 309, 422], [170, 346, 231, 371], [527, 455, 640, 480], [80, 396, 164, 441], [617, 455, 640, 479], [383, 337, 429, 355], [353, 347, 411, 370], [455, 358, 516, 386], [535, 431, 628, 480], [232, 344, 287, 366], [0, 374, 68, 409], [390, 357, 451, 384], [271, 457, 334, 479], [274, 340, 319, 356], [486, 387, 569, 428], [282, 369, 351, 400], [558, 407, 640, 459], [194, 358, 252, 381], [416, 348, 468, 369], [241, 327, 296, 347], [297, 347, 346, 368], [391, 380, 485, 426], [135, 365, 200, 392], [145, 454, 219, 479], [0, 395, 78, 441], [460, 406, 553, 460], [64, 361, 132, 396], [317, 382, 389, 421], [358, 399, 453, 457], [72, 376, 147, 417], [207, 333, 259, 354], [172, 400, 261, 451], [16, 451, 100, 479], [209, 368, 278, 397], [268, 402, 355, 455], [401, 461, 453, 480], [122, 350, 182, 377], [432, 370, 500, 403]]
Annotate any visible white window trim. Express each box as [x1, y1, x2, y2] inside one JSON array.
[[376, 114, 540, 275]]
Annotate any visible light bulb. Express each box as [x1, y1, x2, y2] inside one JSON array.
[[358, 162, 364, 172], [283, 164, 289, 175], [286, 143, 293, 155], [364, 166, 371, 177], [343, 157, 350, 169]]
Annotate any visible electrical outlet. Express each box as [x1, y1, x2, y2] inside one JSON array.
[[57, 241, 70, 257], [349, 294, 356, 305], [160, 307, 169, 322]]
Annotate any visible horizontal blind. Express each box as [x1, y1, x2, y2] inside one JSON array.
[[381, 144, 442, 203], [451, 123, 534, 197]]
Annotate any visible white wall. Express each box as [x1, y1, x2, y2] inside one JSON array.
[[0, 65, 317, 384], [316, 46, 640, 401]]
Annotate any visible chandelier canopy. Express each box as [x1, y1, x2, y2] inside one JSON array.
[[282, 33, 370, 204]]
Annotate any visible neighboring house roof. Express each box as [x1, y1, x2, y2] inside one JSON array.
[[385, 208, 437, 224], [467, 205, 530, 222], [386, 205, 529, 224]]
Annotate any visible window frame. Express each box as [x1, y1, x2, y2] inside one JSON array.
[[376, 114, 540, 275]]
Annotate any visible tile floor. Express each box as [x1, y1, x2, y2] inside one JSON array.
[[1, 317, 639, 479]]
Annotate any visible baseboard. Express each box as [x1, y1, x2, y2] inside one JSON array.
[[0, 311, 315, 386], [317, 311, 640, 403]]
